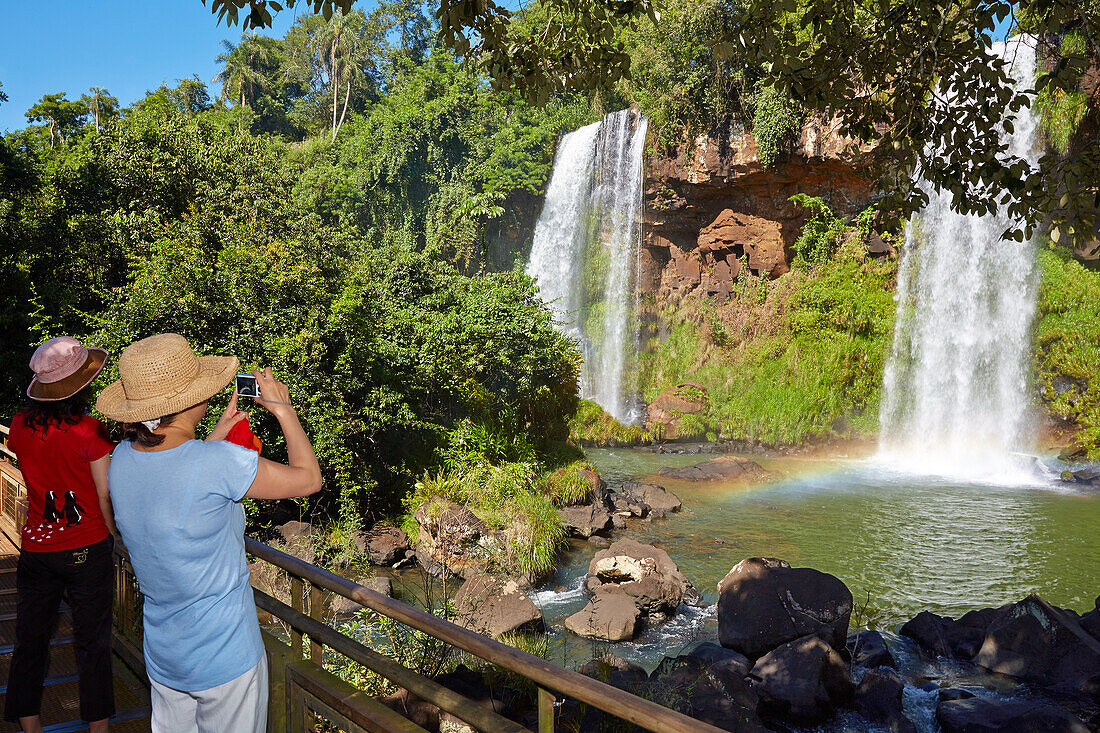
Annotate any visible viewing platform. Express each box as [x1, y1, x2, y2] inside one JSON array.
[[0, 424, 723, 733]]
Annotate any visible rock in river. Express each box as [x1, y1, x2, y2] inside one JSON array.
[[658, 456, 772, 482], [620, 482, 682, 516], [750, 635, 853, 724], [356, 525, 410, 566], [557, 502, 612, 538], [717, 557, 853, 659], [564, 588, 640, 642], [587, 538, 689, 621], [936, 697, 1091, 733], [453, 573, 542, 639]]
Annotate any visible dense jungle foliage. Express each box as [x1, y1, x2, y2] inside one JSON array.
[[3, 0, 1100, 553]]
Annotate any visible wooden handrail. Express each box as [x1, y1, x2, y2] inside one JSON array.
[[246, 538, 727, 733], [254, 588, 529, 733], [0, 423, 15, 463]]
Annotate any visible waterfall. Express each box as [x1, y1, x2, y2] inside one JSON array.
[[879, 38, 1040, 480], [526, 109, 648, 424]]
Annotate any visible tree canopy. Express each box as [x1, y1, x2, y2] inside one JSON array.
[[202, 0, 1100, 245]]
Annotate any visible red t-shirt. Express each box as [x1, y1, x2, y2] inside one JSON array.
[[8, 411, 115, 552]]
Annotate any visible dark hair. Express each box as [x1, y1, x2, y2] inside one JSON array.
[[122, 413, 179, 448], [22, 390, 89, 434]]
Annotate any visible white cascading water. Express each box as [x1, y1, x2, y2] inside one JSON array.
[[879, 38, 1041, 482], [526, 109, 648, 424]]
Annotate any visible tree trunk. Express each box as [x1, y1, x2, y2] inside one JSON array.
[[331, 40, 339, 142], [334, 79, 351, 140]]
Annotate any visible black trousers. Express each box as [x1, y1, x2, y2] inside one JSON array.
[[4, 535, 116, 723]]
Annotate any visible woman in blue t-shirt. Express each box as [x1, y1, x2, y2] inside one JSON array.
[[97, 334, 322, 733]]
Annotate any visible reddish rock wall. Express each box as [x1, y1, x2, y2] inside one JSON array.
[[642, 117, 879, 305]]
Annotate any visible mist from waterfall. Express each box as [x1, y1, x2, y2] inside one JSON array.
[[878, 38, 1041, 481], [526, 109, 648, 424]]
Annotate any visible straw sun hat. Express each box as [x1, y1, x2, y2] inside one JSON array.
[[96, 334, 238, 423]]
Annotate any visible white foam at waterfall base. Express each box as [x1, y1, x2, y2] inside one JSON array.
[[877, 38, 1043, 484], [526, 110, 648, 424]]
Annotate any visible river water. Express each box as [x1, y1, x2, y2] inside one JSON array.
[[532, 447, 1100, 674]]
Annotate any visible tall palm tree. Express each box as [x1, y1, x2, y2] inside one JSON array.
[[316, 11, 368, 142], [214, 32, 277, 130]]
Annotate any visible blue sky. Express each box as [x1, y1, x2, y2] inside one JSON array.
[[0, 0, 308, 132]]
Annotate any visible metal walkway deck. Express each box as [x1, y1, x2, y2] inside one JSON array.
[[0, 552, 151, 733]]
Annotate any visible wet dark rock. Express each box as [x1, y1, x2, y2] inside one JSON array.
[[974, 595, 1100, 697], [563, 588, 641, 642], [621, 482, 682, 516], [452, 573, 541, 639], [849, 630, 895, 668], [900, 606, 1012, 660], [688, 641, 751, 675], [749, 635, 854, 724], [648, 655, 768, 732], [587, 538, 689, 621], [578, 654, 648, 693], [658, 456, 773, 482], [607, 490, 649, 517], [936, 697, 1091, 733], [899, 611, 952, 657], [586, 535, 611, 547], [938, 688, 977, 702], [855, 667, 917, 733], [356, 525, 410, 566], [1061, 466, 1100, 489], [717, 557, 853, 659], [558, 503, 612, 538]]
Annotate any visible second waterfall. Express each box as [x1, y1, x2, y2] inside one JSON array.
[[526, 109, 649, 424]]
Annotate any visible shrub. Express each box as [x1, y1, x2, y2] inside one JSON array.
[[567, 398, 654, 446]]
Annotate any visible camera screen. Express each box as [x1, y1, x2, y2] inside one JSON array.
[[236, 373, 260, 398]]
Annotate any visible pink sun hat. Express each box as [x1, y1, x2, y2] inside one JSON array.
[[26, 337, 109, 402]]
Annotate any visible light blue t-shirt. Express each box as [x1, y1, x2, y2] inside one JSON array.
[[109, 439, 261, 691]]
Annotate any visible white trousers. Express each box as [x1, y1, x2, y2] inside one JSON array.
[[149, 656, 268, 733]]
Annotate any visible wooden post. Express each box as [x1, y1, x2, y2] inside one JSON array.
[[309, 583, 323, 663], [291, 577, 304, 660], [538, 687, 555, 733]]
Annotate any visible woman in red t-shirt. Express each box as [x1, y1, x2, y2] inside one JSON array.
[[4, 337, 117, 733]]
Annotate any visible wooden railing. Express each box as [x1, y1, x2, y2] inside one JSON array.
[[246, 540, 726, 733], [0, 423, 25, 547], [0, 421, 725, 732]]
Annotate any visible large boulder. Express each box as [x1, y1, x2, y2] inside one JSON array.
[[645, 381, 709, 440], [588, 538, 689, 621], [749, 635, 854, 724], [717, 557, 853, 659], [973, 595, 1100, 697], [606, 490, 649, 517], [564, 588, 640, 641], [658, 456, 772, 482], [413, 497, 500, 579], [621, 483, 682, 517], [1060, 466, 1100, 489], [647, 655, 769, 732], [900, 608, 1005, 660], [936, 697, 1091, 733], [855, 667, 917, 733], [452, 573, 542, 639], [557, 503, 612, 538], [356, 525, 410, 566]]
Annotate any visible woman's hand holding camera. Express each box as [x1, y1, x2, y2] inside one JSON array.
[[252, 368, 295, 417]]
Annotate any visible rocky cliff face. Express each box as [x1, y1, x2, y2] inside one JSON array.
[[641, 116, 880, 307]]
